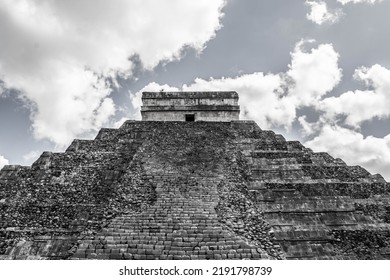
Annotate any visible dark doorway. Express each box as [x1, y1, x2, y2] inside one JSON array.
[[185, 114, 195, 122]]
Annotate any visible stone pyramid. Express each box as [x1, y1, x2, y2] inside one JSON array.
[[1, 95, 390, 260]]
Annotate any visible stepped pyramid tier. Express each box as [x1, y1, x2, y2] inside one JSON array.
[[1, 91, 390, 260]]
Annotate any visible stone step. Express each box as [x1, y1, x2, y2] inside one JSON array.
[[265, 211, 358, 226], [280, 241, 338, 260], [257, 196, 355, 213], [273, 229, 331, 241]]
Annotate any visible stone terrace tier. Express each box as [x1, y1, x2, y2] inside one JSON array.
[[0, 120, 389, 259]]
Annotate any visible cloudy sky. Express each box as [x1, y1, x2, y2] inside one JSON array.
[[1, 0, 390, 180]]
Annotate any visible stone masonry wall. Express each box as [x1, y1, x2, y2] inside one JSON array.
[[141, 91, 240, 122]]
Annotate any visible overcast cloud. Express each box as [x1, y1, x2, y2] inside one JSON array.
[[0, 154, 8, 168]]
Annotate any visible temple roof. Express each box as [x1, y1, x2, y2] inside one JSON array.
[[142, 91, 239, 99]]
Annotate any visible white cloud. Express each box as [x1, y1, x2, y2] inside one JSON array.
[[287, 40, 342, 106], [337, 0, 383, 4], [186, 73, 294, 129], [319, 64, 390, 127], [130, 82, 180, 120], [305, 0, 382, 25], [134, 40, 341, 130], [305, 125, 390, 180], [306, 1, 342, 25], [134, 73, 295, 129], [0, 0, 225, 147], [298, 63, 390, 181], [298, 115, 318, 136], [0, 155, 9, 169]]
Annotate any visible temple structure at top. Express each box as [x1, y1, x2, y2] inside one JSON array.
[[140, 91, 240, 122]]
